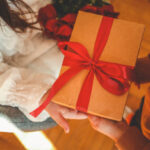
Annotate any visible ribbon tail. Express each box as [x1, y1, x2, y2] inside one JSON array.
[[76, 70, 94, 112], [30, 67, 82, 117]]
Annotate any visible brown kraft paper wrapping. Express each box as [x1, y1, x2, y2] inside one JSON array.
[[51, 11, 145, 121]]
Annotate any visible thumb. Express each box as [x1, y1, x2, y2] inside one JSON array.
[[51, 112, 70, 133]]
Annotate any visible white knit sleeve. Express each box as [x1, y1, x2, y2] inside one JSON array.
[[0, 63, 57, 122]]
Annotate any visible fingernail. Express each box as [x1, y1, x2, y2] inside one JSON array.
[[65, 128, 69, 134], [90, 116, 98, 121]]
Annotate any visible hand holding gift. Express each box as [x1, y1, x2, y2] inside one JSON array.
[[40, 89, 87, 133]]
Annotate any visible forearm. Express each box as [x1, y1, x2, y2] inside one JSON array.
[[89, 114, 150, 150], [115, 126, 150, 150]]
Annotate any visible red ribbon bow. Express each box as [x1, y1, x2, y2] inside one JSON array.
[[30, 16, 133, 117]]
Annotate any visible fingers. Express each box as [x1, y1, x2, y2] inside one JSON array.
[[45, 102, 87, 133], [88, 115, 116, 134], [62, 109, 87, 119], [88, 115, 116, 129], [88, 115, 127, 141], [50, 112, 70, 133], [46, 103, 70, 133], [88, 115, 102, 131]]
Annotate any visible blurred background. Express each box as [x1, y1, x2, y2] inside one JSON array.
[[0, 0, 150, 149]]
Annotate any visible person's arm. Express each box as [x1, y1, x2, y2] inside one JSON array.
[[0, 62, 87, 132], [0, 62, 56, 122], [88, 116, 150, 150], [116, 126, 150, 150]]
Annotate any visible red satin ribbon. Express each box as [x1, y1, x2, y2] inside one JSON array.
[[30, 16, 133, 117]]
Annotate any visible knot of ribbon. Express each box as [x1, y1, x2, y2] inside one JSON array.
[[30, 16, 133, 117]]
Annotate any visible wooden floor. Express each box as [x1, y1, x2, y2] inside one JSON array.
[[0, 0, 150, 150]]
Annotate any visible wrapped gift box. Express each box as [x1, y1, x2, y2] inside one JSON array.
[[31, 11, 145, 121], [50, 11, 145, 121]]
